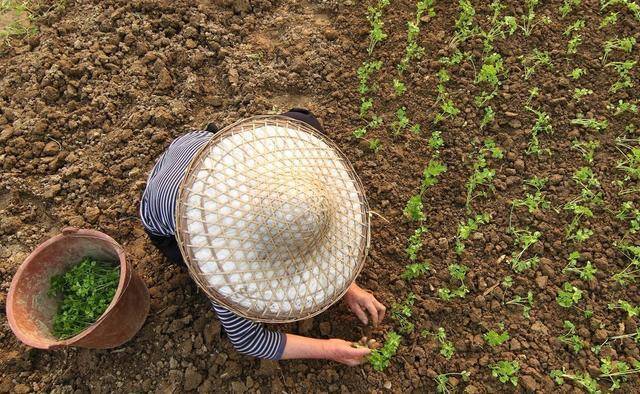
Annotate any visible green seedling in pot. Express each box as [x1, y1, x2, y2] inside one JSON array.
[[48, 257, 120, 339]]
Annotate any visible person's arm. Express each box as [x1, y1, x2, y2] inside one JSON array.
[[211, 302, 286, 360], [281, 335, 371, 366], [211, 301, 373, 365]]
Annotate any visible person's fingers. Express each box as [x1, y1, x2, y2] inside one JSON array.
[[351, 303, 369, 325], [374, 299, 386, 322], [364, 300, 380, 327]]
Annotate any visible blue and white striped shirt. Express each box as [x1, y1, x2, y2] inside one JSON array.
[[140, 130, 287, 360]]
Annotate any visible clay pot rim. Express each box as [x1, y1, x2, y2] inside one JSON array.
[[7, 227, 129, 349]]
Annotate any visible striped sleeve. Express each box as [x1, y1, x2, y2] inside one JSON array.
[[211, 301, 287, 360]]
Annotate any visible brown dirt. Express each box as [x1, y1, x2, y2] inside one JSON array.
[[1, 0, 639, 392]]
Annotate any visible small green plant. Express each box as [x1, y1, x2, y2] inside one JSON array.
[[406, 226, 428, 261], [392, 106, 410, 135], [397, 0, 435, 73], [490, 360, 519, 386], [526, 86, 539, 104], [600, 11, 619, 28], [521, 49, 552, 80], [572, 139, 599, 163], [393, 78, 406, 96], [423, 327, 455, 359], [421, 160, 447, 193], [558, 320, 584, 353], [525, 106, 553, 155], [602, 36, 636, 63], [600, 357, 640, 391], [563, 251, 597, 281], [569, 67, 586, 79], [550, 369, 599, 393], [391, 292, 416, 334], [519, 0, 550, 37], [366, 0, 391, 55], [402, 261, 431, 281], [438, 264, 470, 300], [573, 88, 593, 101], [451, 0, 478, 46], [508, 228, 541, 273], [571, 117, 608, 132], [48, 257, 120, 339], [435, 98, 460, 123], [357, 60, 383, 95], [612, 243, 640, 286], [607, 60, 636, 92], [484, 326, 510, 346], [617, 201, 640, 234], [455, 213, 491, 254], [506, 291, 534, 318], [557, 282, 583, 308], [369, 331, 401, 371], [608, 300, 640, 319], [480, 106, 495, 130], [429, 130, 444, 150], [404, 195, 426, 221], [511, 176, 550, 215], [502, 276, 513, 288], [465, 139, 503, 211], [434, 371, 470, 394], [560, 0, 581, 17], [609, 99, 638, 115]]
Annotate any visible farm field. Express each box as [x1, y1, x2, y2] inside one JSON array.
[[1, 0, 639, 392]]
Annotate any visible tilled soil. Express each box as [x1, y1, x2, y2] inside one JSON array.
[[1, 0, 639, 393]]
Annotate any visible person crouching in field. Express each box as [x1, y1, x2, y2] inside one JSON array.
[[139, 109, 385, 365]]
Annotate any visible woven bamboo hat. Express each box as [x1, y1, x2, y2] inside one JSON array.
[[175, 115, 370, 322]]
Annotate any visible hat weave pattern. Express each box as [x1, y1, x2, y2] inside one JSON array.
[[175, 116, 370, 322]]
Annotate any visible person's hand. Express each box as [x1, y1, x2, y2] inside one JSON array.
[[343, 283, 386, 326], [323, 339, 371, 366]]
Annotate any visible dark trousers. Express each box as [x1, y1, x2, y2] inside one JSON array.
[[146, 108, 323, 263]]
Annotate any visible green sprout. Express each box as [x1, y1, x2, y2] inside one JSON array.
[[506, 291, 534, 318], [508, 228, 541, 273], [490, 360, 519, 386], [572, 139, 599, 163], [434, 371, 470, 394], [366, 0, 391, 55], [423, 327, 455, 359], [401, 261, 431, 281], [558, 320, 584, 353], [406, 226, 428, 261], [525, 106, 553, 155], [455, 213, 491, 255], [550, 369, 599, 393], [563, 251, 597, 281], [484, 327, 510, 347], [556, 282, 583, 308], [438, 264, 470, 301], [521, 49, 552, 80], [369, 331, 401, 371], [391, 292, 416, 334], [569, 67, 586, 79]]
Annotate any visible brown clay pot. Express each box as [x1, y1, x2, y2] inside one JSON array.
[[6, 227, 150, 349]]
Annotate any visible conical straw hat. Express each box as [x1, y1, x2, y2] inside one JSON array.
[[175, 115, 370, 322]]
